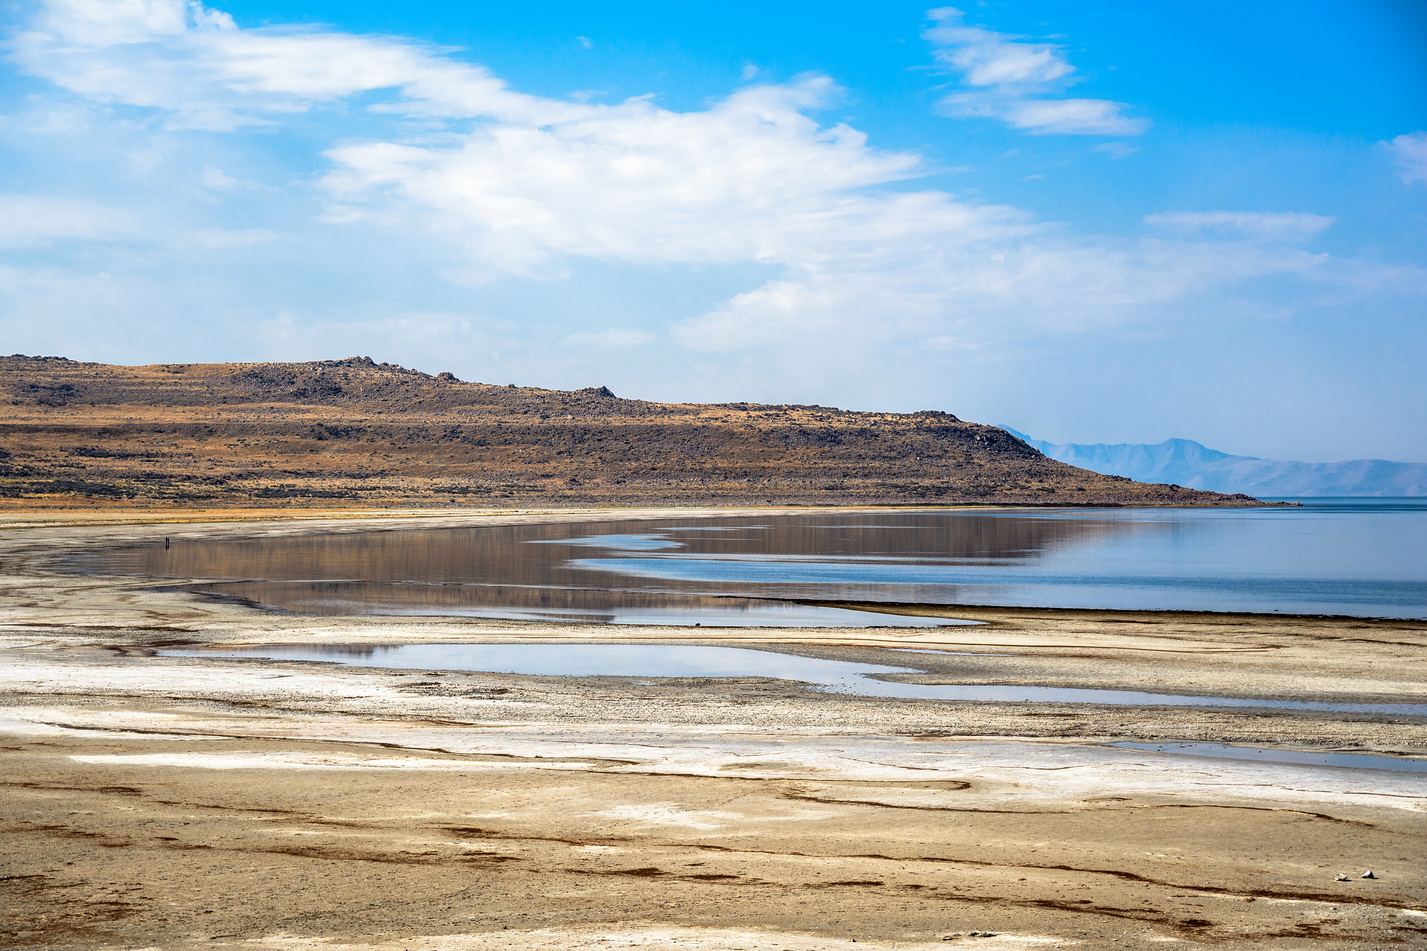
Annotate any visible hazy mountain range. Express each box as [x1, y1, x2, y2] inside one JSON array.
[[1003, 429, 1427, 498]]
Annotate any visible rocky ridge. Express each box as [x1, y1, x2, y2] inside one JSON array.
[[0, 355, 1257, 508]]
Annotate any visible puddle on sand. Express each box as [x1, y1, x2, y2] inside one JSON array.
[[1111, 741, 1427, 773], [161, 643, 1427, 717]]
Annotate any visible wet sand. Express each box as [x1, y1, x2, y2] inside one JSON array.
[[2, 510, 1425, 950]]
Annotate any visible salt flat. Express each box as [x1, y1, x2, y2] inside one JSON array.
[[1, 512, 1424, 949]]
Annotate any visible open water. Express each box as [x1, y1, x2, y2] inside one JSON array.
[[84, 498, 1427, 623]]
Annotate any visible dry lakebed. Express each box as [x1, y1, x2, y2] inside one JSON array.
[[1, 509, 1425, 950]]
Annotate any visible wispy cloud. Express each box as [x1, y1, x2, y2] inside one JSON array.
[[11, 0, 575, 130], [2, 0, 1415, 368], [198, 166, 265, 191], [564, 329, 655, 348], [0, 195, 137, 247], [924, 8, 1072, 86], [189, 228, 285, 248], [923, 8, 1147, 136], [1144, 211, 1335, 241], [1385, 132, 1427, 185]]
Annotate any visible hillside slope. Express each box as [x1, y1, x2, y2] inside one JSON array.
[[1005, 429, 1426, 497], [0, 356, 1255, 509]]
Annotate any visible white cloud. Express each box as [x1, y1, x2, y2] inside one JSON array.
[[1385, 132, 1427, 185], [672, 233, 1350, 354], [199, 166, 240, 190], [31, 0, 231, 46], [0, 195, 137, 247], [1002, 98, 1147, 136], [3, 0, 1417, 367], [1144, 211, 1334, 241], [318, 77, 934, 277], [11, 0, 570, 130], [924, 10, 1073, 87], [923, 8, 1146, 136]]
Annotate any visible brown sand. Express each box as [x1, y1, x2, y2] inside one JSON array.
[[1, 510, 1424, 950]]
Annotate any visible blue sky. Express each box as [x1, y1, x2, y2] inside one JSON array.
[[2, 1, 1425, 463]]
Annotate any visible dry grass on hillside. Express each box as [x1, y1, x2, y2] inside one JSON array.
[[0, 355, 1254, 510]]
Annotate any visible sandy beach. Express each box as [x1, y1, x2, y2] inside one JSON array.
[[2, 510, 1425, 950]]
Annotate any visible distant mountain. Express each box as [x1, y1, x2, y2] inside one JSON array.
[[1002, 429, 1427, 497]]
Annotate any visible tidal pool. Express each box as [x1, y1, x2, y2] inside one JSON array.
[[162, 643, 1427, 717]]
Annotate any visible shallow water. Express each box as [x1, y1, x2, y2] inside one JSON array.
[[163, 643, 1427, 717], [83, 501, 1427, 622]]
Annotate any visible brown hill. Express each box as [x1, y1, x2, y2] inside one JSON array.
[[0, 355, 1256, 509]]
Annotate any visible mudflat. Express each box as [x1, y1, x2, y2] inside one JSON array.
[[2, 510, 1425, 950]]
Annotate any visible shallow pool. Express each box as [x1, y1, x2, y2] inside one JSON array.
[[163, 643, 1427, 717]]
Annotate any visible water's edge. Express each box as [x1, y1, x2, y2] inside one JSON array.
[[162, 643, 1427, 718]]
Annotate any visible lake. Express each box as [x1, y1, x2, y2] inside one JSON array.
[[79, 498, 1427, 623]]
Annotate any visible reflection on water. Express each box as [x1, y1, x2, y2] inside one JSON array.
[[168, 643, 916, 681], [177, 581, 955, 627], [78, 503, 1427, 621], [162, 643, 1427, 717]]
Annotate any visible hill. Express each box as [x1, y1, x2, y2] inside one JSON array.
[[0, 356, 1256, 509], [1005, 429, 1426, 497]]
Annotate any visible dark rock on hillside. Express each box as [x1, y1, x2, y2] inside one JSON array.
[[0, 355, 1259, 509]]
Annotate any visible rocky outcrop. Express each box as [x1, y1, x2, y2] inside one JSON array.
[[0, 356, 1259, 508]]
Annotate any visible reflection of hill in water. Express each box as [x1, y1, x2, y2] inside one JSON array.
[[204, 580, 871, 622], [80, 512, 1155, 618], [248, 643, 383, 658]]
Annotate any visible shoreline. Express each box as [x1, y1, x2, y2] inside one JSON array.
[[0, 496, 1289, 529], [2, 509, 1425, 949]]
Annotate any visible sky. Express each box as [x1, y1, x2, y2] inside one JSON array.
[[2, 1, 1425, 463]]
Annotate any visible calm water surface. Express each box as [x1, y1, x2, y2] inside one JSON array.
[[81, 499, 1427, 622], [163, 643, 1427, 717]]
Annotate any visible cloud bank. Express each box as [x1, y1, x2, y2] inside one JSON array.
[[1, 1, 1417, 376]]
